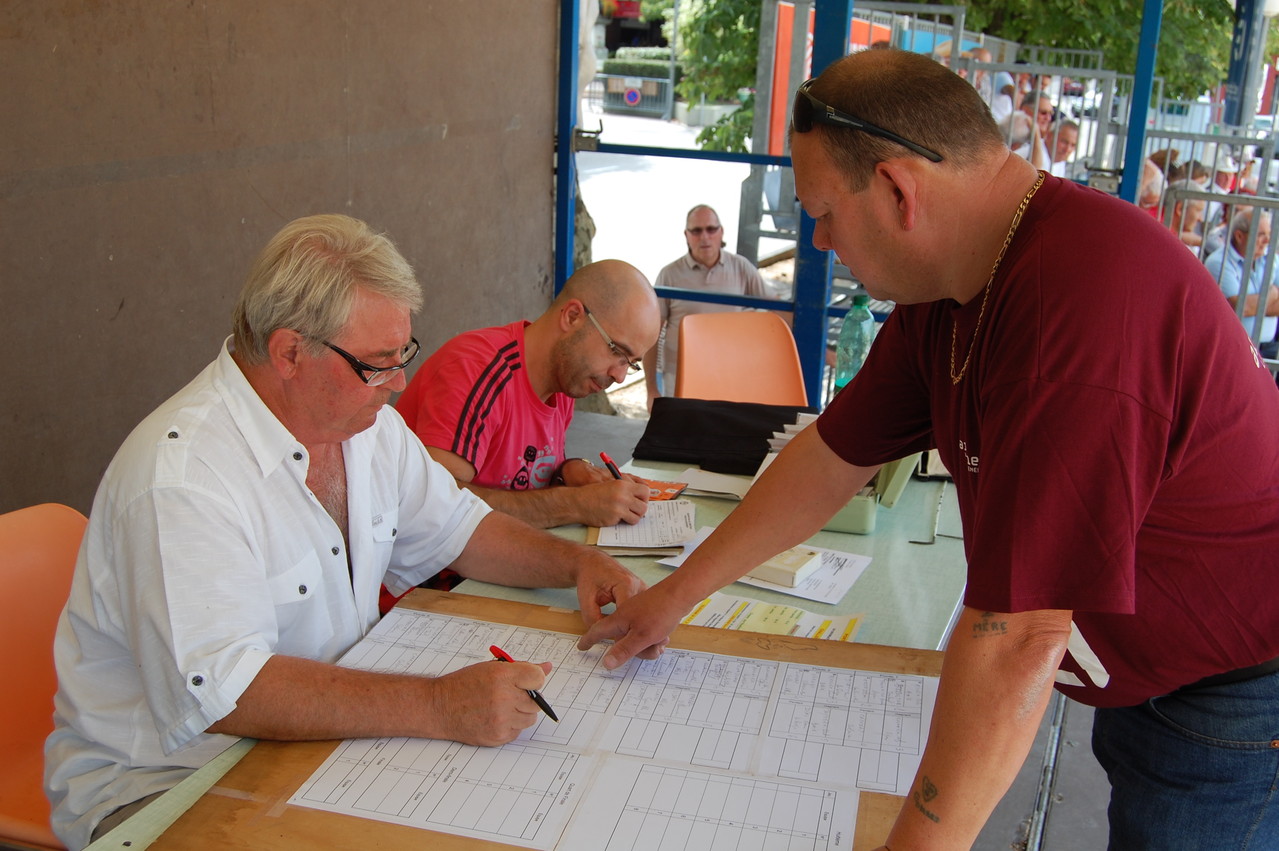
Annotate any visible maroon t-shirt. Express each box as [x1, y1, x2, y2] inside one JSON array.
[[819, 176, 1279, 707]]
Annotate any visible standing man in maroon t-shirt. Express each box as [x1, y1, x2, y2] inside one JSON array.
[[580, 49, 1279, 849]]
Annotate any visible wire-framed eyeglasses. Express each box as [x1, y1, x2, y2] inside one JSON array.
[[321, 337, 421, 386], [583, 306, 642, 374], [791, 78, 944, 163]]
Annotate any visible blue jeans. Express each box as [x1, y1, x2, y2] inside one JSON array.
[[1091, 669, 1279, 850]]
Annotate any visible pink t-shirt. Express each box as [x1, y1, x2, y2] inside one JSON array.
[[818, 176, 1279, 707], [397, 321, 574, 491]]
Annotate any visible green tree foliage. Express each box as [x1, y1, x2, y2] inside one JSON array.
[[963, 0, 1235, 99], [676, 0, 761, 152], [640, 0, 673, 23], [665, 0, 1272, 150]]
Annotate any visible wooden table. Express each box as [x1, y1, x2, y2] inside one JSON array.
[[140, 590, 942, 850]]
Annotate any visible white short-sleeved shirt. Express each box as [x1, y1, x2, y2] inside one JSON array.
[[1204, 181, 1232, 233], [45, 340, 490, 849]]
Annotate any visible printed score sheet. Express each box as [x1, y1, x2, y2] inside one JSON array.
[[289, 608, 938, 850], [594, 498, 697, 548]]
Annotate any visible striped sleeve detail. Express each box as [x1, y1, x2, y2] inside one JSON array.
[[450, 341, 522, 465]]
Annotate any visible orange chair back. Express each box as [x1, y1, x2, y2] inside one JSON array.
[[675, 311, 809, 406], [0, 503, 86, 851]]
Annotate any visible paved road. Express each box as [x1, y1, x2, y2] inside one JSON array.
[[576, 102, 793, 285]]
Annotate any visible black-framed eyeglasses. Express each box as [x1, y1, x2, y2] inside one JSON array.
[[791, 78, 944, 163], [582, 305, 642, 374], [686, 224, 722, 236], [321, 337, 421, 386]]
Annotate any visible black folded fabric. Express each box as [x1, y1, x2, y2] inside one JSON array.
[[633, 397, 818, 476]]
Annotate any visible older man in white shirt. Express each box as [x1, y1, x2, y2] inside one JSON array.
[[44, 214, 647, 850]]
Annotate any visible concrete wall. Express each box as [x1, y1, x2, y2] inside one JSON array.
[[1, 1, 559, 514]]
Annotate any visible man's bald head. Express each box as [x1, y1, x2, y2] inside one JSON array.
[[533, 260, 661, 399], [553, 259, 658, 328]]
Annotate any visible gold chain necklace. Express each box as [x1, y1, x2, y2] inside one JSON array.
[[949, 170, 1046, 385]]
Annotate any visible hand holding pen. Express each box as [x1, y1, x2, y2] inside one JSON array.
[[489, 645, 559, 722], [552, 452, 649, 526]]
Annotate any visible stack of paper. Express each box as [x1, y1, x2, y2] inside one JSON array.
[[749, 411, 819, 489], [768, 411, 819, 452], [586, 499, 697, 556], [666, 412, 818, 502]]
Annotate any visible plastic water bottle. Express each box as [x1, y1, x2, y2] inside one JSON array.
[[834, 294, 875, 391]]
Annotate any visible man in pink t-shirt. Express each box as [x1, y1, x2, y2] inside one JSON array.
[[398, 260, 660, 529]]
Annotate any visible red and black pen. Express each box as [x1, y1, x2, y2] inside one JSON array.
[[599, 451, 623, 480], [489, 644, 559, 722]]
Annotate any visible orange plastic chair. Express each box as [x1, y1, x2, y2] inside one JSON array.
[[675, 311, 810, 406], [0, 503, 86, 851]]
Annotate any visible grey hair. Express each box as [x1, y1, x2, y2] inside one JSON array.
[[685, 204, 720, 226], [232, 214, 422, 363], [1230, 207, 1268, 238]]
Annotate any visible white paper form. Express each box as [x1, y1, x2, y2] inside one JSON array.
[[289, 608, 937, 849], [557, 759, 858, 851], [293, 736, 586, 845], [596, 498, 697, 547], [660, 526, 873, 605], [761, 663, 929, 793]]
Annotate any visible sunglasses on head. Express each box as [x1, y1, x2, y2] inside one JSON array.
[[791, 79, 944, 164]]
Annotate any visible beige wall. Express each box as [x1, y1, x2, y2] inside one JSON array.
[[1, 1, 559, 514]]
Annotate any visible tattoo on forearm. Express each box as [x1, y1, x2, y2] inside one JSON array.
[[911, 775, 941, 823], [972, 611, 1008, 638]]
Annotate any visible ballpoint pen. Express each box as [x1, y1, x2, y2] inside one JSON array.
[[488, 644, 559, 722], [599, 451, 623, 479]]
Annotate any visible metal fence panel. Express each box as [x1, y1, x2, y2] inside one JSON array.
[[599, 74, 672, 118]]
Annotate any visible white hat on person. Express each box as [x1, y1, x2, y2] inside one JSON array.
[[1215, 148, 1240, 174]]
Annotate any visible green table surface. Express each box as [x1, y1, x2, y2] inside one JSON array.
[[455, 460, 968, 652]]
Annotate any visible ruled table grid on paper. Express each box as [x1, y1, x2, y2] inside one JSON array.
[[288, 608, 937, 848], [569, 763, 855, 851]]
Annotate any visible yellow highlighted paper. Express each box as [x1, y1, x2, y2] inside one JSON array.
[[681, 591, 862, 642]]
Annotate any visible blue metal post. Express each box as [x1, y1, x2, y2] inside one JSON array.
[[1117, 0, 1162, 204], [554, 0, 581, 294], [792, 0, 852, 407]]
